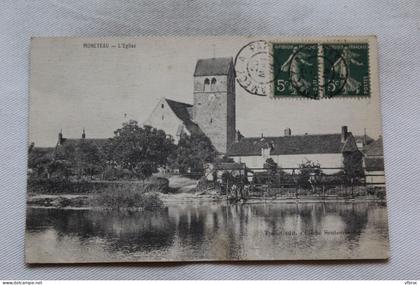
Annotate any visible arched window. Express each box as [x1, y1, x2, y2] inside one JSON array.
[[204, 78, 210, 92], [210, 77, 217, 91], [210, 78, 217, 91], [161, 104, 164, 108], [162, 115, 164, 120]]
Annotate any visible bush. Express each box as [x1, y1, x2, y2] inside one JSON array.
[[89, 184, 163, 210], [145, 177, 169, 193]]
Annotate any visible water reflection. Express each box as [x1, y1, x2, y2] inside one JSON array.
[[25, 202, 389, 262]]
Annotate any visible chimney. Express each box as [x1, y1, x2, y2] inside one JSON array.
[[341, 126, 348, 143], [284, 128, 291, 136]]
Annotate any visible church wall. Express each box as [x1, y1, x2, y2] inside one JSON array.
[[144, 99, 185, 143]]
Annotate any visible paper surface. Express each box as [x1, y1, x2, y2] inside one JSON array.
[[26, 36, 389, 263]]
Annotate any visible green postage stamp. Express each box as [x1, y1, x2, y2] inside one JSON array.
[[235, 36, 375, 99]]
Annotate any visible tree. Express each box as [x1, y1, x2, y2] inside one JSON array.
[[52, 160, 73, 179], [75, 139, 104, 178], [343, 151, 364, 197], [263, 158, 278, 187], [297, 160, 322, 191], [28, 143, 54, 178], [168, 132, 217, 176], [343, 151, 364, 180], [105, 120, 175, 180]]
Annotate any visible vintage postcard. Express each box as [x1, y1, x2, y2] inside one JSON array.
[[26, 36, 389, 263]]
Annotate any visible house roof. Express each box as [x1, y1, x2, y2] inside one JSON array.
[[30, 147, 55, 159], [365, 157, 384, 171], [355, 135, 374, 145], [193, 57, 233, 76], [227, 133, 358, 156], [60, 138, 109, 149], [365, 137, 383, 156]]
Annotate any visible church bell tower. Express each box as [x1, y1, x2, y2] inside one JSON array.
[[192, 57, 236, 153]]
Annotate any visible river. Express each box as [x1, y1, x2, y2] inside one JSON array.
[[25, 201, 389, 262]]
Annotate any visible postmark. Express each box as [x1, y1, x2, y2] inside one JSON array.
[[234, 40, 273, 96]]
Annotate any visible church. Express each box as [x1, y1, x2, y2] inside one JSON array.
[[144, 57, 236, 153]]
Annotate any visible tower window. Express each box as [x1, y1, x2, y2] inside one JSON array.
[[204, 78, 210, 92], [161, 104, 164, 108], [211, 78, 217, 91]]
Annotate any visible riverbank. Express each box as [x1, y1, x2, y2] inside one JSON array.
[[27, 192, 386, 209]]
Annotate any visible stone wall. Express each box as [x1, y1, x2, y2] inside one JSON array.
[[144, 98, 185, 143]]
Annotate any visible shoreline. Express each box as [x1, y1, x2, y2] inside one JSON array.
[[27, 192, 386, 210]]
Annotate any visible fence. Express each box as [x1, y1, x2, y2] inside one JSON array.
[[206, 166, 386, 200]]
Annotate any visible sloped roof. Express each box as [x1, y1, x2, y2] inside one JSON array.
[[227, 134, 358, 156], [355, 135, 374, 145], [164, 98, 203, 135], [365, 137, 383, 156], [365, 157, 384, 171], [60, 138, 109, 149], [341, 133, 359, 152], [30, 147, 55, 159], [165, 99, 193, 122], [193, 57, 233, 76]]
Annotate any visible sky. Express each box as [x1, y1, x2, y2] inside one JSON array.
[[29, 37, 383, 147]]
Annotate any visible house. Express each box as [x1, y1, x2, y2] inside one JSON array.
[[227, 126, 361, 174], [364, 137, 385, 187], [53, 129, 109, 177]]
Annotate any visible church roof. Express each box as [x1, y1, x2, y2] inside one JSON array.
[[365, 137, 383, 156], [227, 133, 358, 156], [193, 57, 233, 76], [164, 98, 203, 135], [165, 99, 193, 122]]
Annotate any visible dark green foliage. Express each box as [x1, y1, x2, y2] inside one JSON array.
[[28, 146, 54, 178], [263, 158, 278, 186], [343, 151, 364, 179], [89, 185, 163, 210], [168, 132, 217, 175], [105, 120, 175, 181], [297, 160, 323, 190], [75, 139, 104, 177]]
